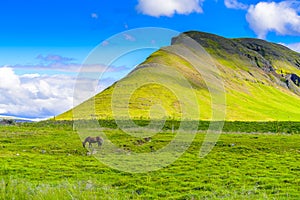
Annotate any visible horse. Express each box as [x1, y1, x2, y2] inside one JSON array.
[[83, 136, 103, 148]]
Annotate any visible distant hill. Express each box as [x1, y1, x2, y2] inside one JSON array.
[[57, 31, 300, 121], [0, 115, 36, 123]]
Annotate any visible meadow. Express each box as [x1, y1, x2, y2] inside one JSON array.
[[1, 120, 300, 199]]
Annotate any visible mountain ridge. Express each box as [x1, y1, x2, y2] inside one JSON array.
[[175, 31, 300, 94]]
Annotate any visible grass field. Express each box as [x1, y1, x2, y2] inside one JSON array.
[[1, 121, 300, 199]]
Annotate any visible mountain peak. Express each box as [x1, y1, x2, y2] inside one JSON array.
[[57, 31, 300, 121]]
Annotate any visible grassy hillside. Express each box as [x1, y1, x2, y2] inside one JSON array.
[[57, 31, 300, 121]]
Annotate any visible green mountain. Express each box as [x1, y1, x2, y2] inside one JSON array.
[[58, 31, 300, 121]]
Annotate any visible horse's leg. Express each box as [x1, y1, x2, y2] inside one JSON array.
[[89, 142, 92, 148]]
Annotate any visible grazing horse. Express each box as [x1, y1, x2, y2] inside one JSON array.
[[83, 136, 103, 148]]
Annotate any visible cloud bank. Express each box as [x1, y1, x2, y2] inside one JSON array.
[[0, 53, 129, 119], [136, 0, 203, 17], [0, 66, 119, 119], [0, 67, 75, 119]]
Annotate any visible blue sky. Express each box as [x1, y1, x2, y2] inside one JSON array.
[[1, 0, 300, 119]]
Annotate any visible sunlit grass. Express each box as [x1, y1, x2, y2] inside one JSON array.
[[1, 121, 300, 199]]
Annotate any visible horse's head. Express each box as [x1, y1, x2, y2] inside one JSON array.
[[96, 136, 104, 146]]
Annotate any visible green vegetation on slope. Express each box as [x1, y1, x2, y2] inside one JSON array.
[[57, 31, 300, 121]]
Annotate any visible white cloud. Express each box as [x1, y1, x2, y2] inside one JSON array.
[[136, 0, 203, 17], [0, 66, 122, 119], [0, 67, 76, 118], [101, 41, 109, 46], [281, 42, 300, 53], [224, 0, 248, 10], [91, 13, 98, 19], [246, 1, 300, 39], [0, 66, 20, 89], [123, 33, 136, 41]]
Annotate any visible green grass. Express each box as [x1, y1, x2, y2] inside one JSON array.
[[1, 121, 300, 199]]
